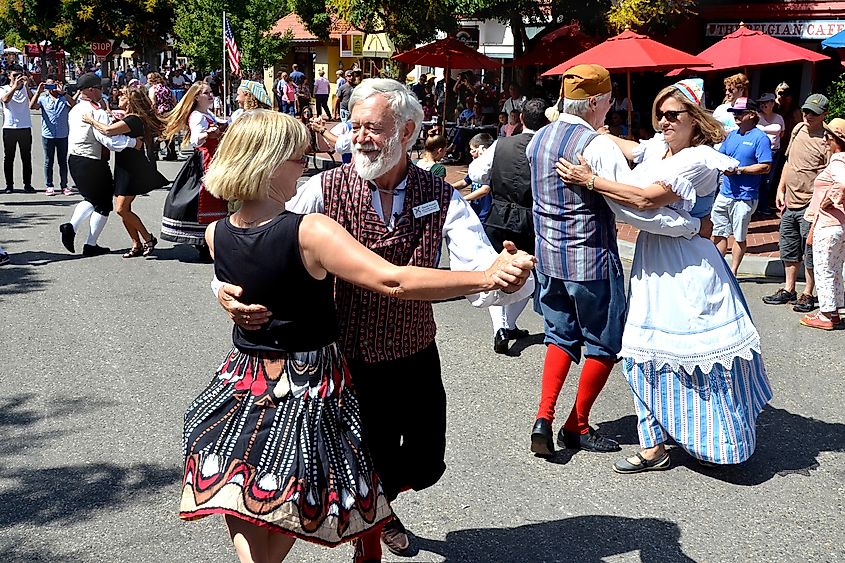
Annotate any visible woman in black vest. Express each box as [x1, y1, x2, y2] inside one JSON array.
[[179, 109, 533, 562]]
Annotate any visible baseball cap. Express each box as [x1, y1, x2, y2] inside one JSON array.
[[802, 93, 829, 115], [727, 97, 758, 113], [562, 64, 611, 100], [757, 93, 776, 103]]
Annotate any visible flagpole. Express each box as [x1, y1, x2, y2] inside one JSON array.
[[222, 11, 228, 118]]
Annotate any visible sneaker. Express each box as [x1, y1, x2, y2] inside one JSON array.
[[45, 187, 57, 196], [82, 244, 110, 257], [799, 312, 841, 330], [63, 187, 78, 196], [23, 185, 36, 193], [792, 293, 817, 313], [762, 288, 797, 305]]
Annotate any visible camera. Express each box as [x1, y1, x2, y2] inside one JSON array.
[[44, 83, 57, 91]]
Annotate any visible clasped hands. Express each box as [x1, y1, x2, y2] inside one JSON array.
[[485, 240, 536, 294]]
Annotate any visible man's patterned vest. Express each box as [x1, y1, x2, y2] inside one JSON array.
[[322, 162, 454, 363]]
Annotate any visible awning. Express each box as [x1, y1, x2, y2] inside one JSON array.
[[121, 50, 135, 58], [363, 33, 394, 58]]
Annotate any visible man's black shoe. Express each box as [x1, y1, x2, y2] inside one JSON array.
[[23, 185, 35, 193], [507, 327, 529, 339], [762, 288, 797, 305], [792, 293, 817, 313], [558, 427, 621, 452], [59, 223, 76, 253], [82, 244, 110, 257], [493, 328, 509, 354], [530, 418, 555, 457], [3, 186, 13, 194]]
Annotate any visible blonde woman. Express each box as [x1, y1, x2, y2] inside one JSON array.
[[83, 88, 169, 257], [161, 82, 229, 258], [557, 80, 772, 472], [230, 80, 271, 123], [179, 110, 533, 563], [712, 73, 750, 133]]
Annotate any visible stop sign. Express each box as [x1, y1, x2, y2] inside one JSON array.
[[91, 41, 113, 57]]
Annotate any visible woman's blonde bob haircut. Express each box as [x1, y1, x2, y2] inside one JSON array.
[[204, 110, 310, 201], [651, 86, 726, 147]]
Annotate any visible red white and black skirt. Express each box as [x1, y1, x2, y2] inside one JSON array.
[[180, 343, 393, 545]]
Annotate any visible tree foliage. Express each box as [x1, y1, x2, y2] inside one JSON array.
[[0, 0, 174, 58], [826, 71, 845, 120], [173, 0, 291, 72], [606, 0, 697, 35]]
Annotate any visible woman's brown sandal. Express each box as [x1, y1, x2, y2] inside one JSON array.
[[142, 235, 158, 257], [123, 246, 143, 258]]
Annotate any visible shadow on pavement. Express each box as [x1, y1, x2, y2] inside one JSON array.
[[5, 250, 84, 266], [0, 462, 181, 528], [149, 244, 213, 264], [415, 515, 695, 562], [678, 405, 845, 486], [507, 333, 545, 356], [2, 200, 80, 207], [0, 264, 48, 297], [0, 538, 82, 563]]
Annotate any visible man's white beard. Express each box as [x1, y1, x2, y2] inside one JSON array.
[[353, 132, 404, 181]]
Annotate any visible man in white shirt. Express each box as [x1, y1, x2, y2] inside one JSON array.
[[58, 73, 140, 257], [214, 78, 534, 559], [1, 67, 34, 193], [502, 84, 526, 115]]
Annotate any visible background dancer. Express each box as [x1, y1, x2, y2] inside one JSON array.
[[59, 73, 141, 257]]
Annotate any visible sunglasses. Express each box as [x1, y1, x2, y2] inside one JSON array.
[[655, 109, 688, 123]]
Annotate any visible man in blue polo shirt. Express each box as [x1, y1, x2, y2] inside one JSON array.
[[712, 97, 772, 275], [29, 75, 75, 195]]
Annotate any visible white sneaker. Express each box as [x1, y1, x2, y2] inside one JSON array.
[[45, 187, 57, 196], [63, 187, 77, 196]]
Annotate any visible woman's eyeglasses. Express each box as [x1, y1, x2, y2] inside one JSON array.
[[655, 109, 688, 123], [288, 155, 309, 167]]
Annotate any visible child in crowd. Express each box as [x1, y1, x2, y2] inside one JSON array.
[[497, 111, 508, 137], [608, 110, 628, 137], [451, 133, 494, 222], [414, 131, 448, 178], [504, 110, 522, 137]]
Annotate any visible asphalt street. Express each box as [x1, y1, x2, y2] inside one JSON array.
[[0, 122, 843, 562]]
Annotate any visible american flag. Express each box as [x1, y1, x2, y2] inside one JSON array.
[[224, 14, 241, 76]]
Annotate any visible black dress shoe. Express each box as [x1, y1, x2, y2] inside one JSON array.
[[507, 327, 529, 339], [23, 185, 36, 193], [3, 186, 13, 194], [530, 418, 555, 457], [493, 328, 509, 354], [558, 427, 621, 452], [59, 223, 76, 253], [82, 244, 110, 257]]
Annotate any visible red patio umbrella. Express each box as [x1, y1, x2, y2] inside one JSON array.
[[668, 23, 829, 75], [393, 37, 500, 128], [512, 23, 595, 67], [541, 28, 710, 134]]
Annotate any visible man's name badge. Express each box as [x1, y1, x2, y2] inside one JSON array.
[[413, 200, 440, 218]]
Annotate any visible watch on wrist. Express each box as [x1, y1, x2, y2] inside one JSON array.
[[586, 174, 597, 190]]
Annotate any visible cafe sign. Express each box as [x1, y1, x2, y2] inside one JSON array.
[[707, 21, 845, 39]]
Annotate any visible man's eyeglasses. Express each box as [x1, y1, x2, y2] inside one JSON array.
[[655, 109, 688, 123]]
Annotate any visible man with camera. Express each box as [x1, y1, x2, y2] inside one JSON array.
[[30, 75, 76, 196], [0, 66, 34, 193]]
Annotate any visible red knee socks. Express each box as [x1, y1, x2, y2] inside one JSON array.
[[535, 344, 573, 422], [563, 357, 614, 434], [354, 526, 383, 562]]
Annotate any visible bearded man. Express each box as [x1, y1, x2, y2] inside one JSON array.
[[214, 78, 535, 561]]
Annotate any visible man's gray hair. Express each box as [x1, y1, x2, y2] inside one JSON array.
[[562, 92, 611, 119], [349, 78, 424, 145]]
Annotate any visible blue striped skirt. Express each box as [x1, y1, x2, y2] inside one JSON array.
[[622, 351, 772, 464]]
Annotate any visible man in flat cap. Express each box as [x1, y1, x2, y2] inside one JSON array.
[[59, 73, 141, 256], [526, 64, 704, 457]]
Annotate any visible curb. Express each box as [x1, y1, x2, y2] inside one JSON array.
[[617, 239, 787, 279]]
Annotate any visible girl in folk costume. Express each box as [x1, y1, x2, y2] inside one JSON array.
[[161, 82, 229, 260], [83, 87, 169, 257], [180, 110, 533, 562], [557, 79, 772, 472], [230, 80, 272, 123]]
